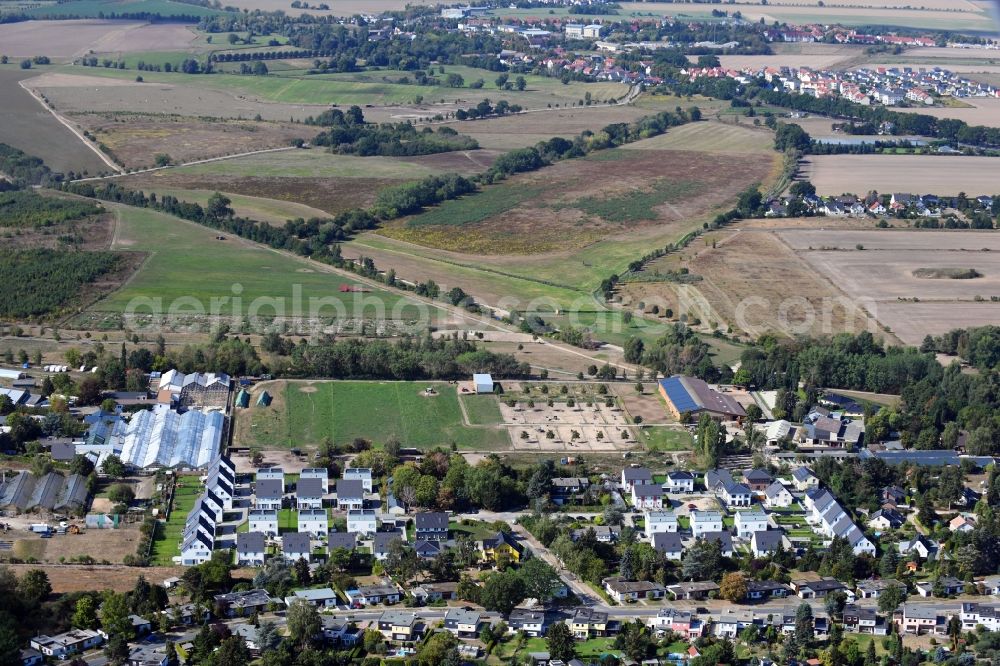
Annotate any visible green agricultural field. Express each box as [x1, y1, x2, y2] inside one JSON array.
[[86, 205, 421, 323], [242, 380, 509, 450], [150, 476, 202, 566], [26, 0, 229, 17]]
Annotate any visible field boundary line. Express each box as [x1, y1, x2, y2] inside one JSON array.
[[19, 79, 123, 174], [71, 145, 298, 183]]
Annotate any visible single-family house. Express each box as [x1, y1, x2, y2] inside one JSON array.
[[343, 467, 373, 492], [664, 471, 695, 493], [897, 604, 945, 635], [603, 578, 665, 603], [651, 531, 684, 560], [256, 468, 285, 492], [236, 532, 266, 567], [690, 510, 723, 537], [296, 477, 325, 511], [667, 581, 719, 600], [373, 530, 404, 560], [347, 582, 400, 607], [794, 577, 848, 599], [747, 580, 790, 601], [411, 581, 459, 604], [285, 587, 339, 608], [750, 529, 785, 557], [764, 481, 794, 508], [127, 644, 167, 666], [479, 531, 522, 564], [645, 510, 679, 534], [21, 649, 44, 666], [213, 590, 278, 617], [699, 531, 734, 557], [414, 512, 449, 541], [721, 482, 754, 507], [843, 605, 887, 635], [347, 509, 378, 536], [897, 535, 938, 560], [30, 630, 104, 659], [444, 608, 486, 637], [704, 469, 734, 493], [856, 578, 904, 599], [254, 478, 284, 511], [735, 509, 769, 538], [792, 467, 819, 491], [298, 508, 329, 537], [508, 609, 547, 637], [336, 480, 365, 511], [916, 576, 964, 597], [950, 515, 976, 533], [569, 608, 615, 639], [632, 482, 666, 509], [282, 532, 312, 563], [743, 469, 774, 493], [377, 611, 421, 643], [321, 616, 361, 646], [551, 477, 589, 504], [621, 467, 653, 492], [328, 532, 357, 552], [248, 509, 278, 537], [868, 508, 905, 531]]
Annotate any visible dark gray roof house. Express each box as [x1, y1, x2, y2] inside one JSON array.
[[328, 532, 357, 550], [336, 479, 364, 499], [256, 479, 284, 500], [237, 531, 266, 555]]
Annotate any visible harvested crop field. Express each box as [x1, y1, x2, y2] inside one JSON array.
[[622, 228, 878, 340], [890, 96, 1000, 128], [0, 20, 196, 58], [0, 70, 109, 175], [381, 129, 775, 255], [804, 154, 1000, 196], [718, 45, 865, 70], [73, 113, 309, 168], [780, 229, 1000, 344]]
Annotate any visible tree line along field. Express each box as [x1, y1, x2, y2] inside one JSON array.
[[236, 380, 510, 450], [79, 204, 432, 330], [119, 149, 493, 217]]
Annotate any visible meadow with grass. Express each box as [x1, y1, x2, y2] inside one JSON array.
[[84, 205, 421, 325]]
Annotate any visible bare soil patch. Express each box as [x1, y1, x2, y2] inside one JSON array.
[[0, 209, 115, 251], [803, 153, 1000, 196], [3, 563, 186, 593], [612, 382, 674, 424], [74, 113, 308, 169], [718, 46, 865, 70]]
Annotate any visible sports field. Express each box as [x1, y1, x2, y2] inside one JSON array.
[[237, 380, 510, 450], [83, 205, 423, 329]]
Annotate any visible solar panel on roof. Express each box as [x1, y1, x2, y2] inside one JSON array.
[[659, 377, 699, 413]]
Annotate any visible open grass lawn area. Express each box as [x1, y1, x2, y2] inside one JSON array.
[[149, 476, 202, 566], [241, 380, 509, 450], [278, 509, 298, 533], [449, 520, 499, 541], [642, 427, 694, 452], [458, 394, 504, 426], [85, 206, 419, 326]]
